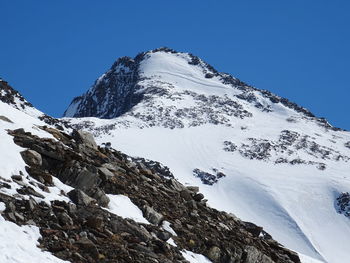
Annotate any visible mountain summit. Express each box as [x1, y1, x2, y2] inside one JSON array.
[[63, 48, 350, 263]]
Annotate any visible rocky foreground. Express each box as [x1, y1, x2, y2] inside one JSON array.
[[0, 124, 300, 263]]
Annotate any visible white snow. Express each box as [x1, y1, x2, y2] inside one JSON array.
[[0, 202, 5, 212], [0, 101, 76, 262], [0, 214, 68, 263], [104, 194, 149, 224], [181, 250, 212, 263], [166, 238, 177, 247], [162, 220, 177, 236], [299, 253, 326, 263]]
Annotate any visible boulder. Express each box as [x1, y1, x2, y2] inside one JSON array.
[[68, 189, 96, 206], [57, 212, 73, 226], [98, 167, 115, 180], [72, 130, 98, 150], [143, 205, 163, 225], [207, 246, 221, 262], [91, 188, 110, 207], [73, 168, 101, 192], [244, 246, 274, 263], [193, 193, 204, 202], [20, 149, 42, 166], [74, 237, 99, 260]]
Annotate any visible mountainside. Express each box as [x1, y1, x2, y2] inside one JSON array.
[[63, 48, 350, 263], [0, 80, 315, 262]]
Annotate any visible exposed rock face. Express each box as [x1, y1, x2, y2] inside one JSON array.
[[223, 129, 349, 170], [63, 56, 143, 119], [336, 192, 350, 218], [193, 168, 226, 185], [0, 80, 34, 111], [1, 126, 301, 263]]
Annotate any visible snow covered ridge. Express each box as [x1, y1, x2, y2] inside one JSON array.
[[0, 80, 72, 132], [64, 47, 342, 132], [0, 80, 43, 118]]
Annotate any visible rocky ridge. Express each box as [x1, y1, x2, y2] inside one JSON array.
[[0, 125, 301, 263]]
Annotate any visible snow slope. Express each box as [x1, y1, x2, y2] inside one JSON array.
[[0, 101, 71, 262], [64, 48, 350, 263]]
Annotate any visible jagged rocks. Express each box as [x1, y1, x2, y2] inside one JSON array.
[[336, 192, 350, 218], [193, 168, 226, 185], [232, 130, 349, 170], [20, 149, 42, 166], [223, 141, 237, 152], [143, 205, 164, 225]]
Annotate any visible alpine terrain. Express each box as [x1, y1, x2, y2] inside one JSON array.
[[0, 47, 348, 263], [0, 78, 306, 263], [62, 48, 350, 263]]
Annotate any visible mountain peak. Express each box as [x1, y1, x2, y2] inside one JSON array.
[[63, 48, 248, 119], [63, 48, 341, 132]]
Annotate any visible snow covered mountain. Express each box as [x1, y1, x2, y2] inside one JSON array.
[[0, 78, 311, 262], [64, 47, 350, 263]]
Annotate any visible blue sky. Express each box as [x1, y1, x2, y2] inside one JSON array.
[[1, 1, 349, 129]]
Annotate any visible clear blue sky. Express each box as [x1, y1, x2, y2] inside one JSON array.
[[1, 1, 349, 129]]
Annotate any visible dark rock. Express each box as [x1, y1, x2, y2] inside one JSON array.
[[72, 168, 101, 192], [27, 198, 37, 211], [57, 212, 73, 226], [86, 216, 104, 230], [157, 231, 172, 241], [180, 190, 192, 201], [143, 205, 164, 225], [186, 186, 199, 193], [242, 222, 263, 237], [74, 237, 99, 259], [98, 167, 115, 180], [17, 186, 44, 198], [72, 130, 98, 150], [193, 193, 204, 202], [0, 115, 13, 123], [193, 168, 226, 185], [207, 246, 221, 261], [244, 246, 274, 263], [68, 189, 96, 206], [25, 167, 53, 185], [20, 149, 42, 166], [336, 192, 350, 218], [11, 175, 23, 181], [90, 188, 110, 207]]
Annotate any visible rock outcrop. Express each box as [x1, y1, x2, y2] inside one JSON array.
[[0, 126, 301, 263]]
